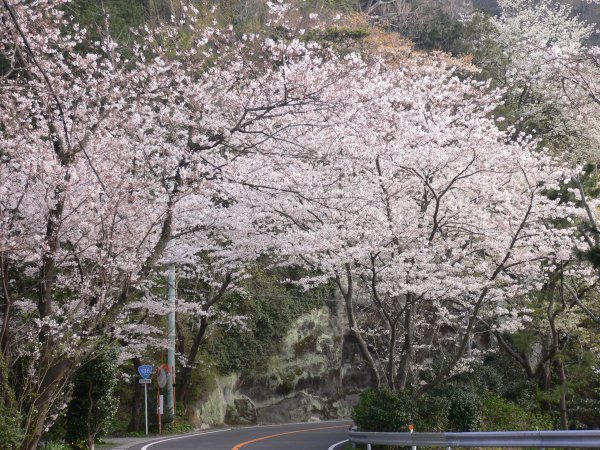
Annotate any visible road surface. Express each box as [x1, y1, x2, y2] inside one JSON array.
[[127, 421, 352, 450]]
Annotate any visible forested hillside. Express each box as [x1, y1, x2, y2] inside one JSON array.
[[1, 1, 600, 449]]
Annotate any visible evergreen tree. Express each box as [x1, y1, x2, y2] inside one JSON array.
[[65, 348, 119, 450]]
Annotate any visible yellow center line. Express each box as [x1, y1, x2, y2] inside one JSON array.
[[231, 424, 350, 450]]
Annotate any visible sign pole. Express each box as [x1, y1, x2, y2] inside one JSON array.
[[137, 364, 153, 436], [157, 385, 162, 434], [144, 382, 148, 435]]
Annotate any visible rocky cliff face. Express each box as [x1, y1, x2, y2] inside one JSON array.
[[189, 298, 372, 427]]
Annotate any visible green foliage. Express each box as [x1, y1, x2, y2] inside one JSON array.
[[536, 349, 600, 429], [65, 347, 120, 449], [304, 27, 370, 43], [352, 389, 417, 432], [369, 4, 478, 54], [481, 396, 553, 431], [186, 364, 219, 405], [415, 393, 450, 432], [301, 25, 370, 58], [467, 353, 537, 409], [454, 349, 600, 430], [162, 406, 195, 434], [134, 384, 193, 433], [352, 384, 481, 432], [412, 10, 465, 53], [430, 384, 481, 432], [43, 442, 71, 450], [0, 403, 23, 448], [0, 354, 22, 448], [453, 11, 505, 80], [566, 351, 600, 429], [300, 0, 358, 13], [276, 372, 295, 396], [67, 0, 147, 42]]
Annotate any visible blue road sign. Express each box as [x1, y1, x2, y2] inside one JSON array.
[[138, 365, 153, 379]]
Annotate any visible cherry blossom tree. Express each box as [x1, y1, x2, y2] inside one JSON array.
[[226, 49, 577, 392], [0, 1, 366, 446], [469, 0, 600, 161], [451, 0, 600, 426]]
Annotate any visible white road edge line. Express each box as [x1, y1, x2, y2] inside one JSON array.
[[328, 439, 349, 450], [139, 421, 351, 450], [140, 428, 232, 450]]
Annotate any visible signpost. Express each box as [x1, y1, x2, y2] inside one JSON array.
[[155, 364, 172, 433], [137, 365, 153, 435]]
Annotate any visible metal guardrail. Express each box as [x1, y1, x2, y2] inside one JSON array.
[[348, 430, 600, 448]]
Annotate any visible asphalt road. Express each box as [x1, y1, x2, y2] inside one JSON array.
[[127, 421, 352, 450]]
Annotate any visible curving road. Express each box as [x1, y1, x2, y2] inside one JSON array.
[[128, 421, 352, 450]]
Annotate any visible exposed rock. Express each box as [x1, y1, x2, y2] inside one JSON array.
[[190, 296, 372, 426], [189, 374, 238, 427], [225, 396, 258, 425], [257, 392, 324, 423], [341, 334, 374, 392]]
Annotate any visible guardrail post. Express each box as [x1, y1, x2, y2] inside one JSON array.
[[412, 446, 417, 450], [367, 444, 371, 450]]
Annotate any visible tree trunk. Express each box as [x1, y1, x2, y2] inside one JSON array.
[[396, 303, 415, 391], [176, 275, 231, 405], [336, 265, 380, 389], [387, 325, 396, 388], [177, 316, 209, 404], [1, 253, 11, 356], [21, 359, 73, 450], [23, 400, 52, 450], [558, 359, 569, 430], [128, 358, 143, 432], [348, 328, 380, 389]]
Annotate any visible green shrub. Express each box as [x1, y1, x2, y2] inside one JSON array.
[[43, 442, 71, 450], [481, 396, 553, 431], [0, 355, 23, 448], [417, 384, 482, 432], [352, 389, 417, 432], [65, 347, 120, 449], [416, 393, 450, 432], [441, 385, 481, 432], [162, 415, 194, 434], [0, 403, 23, 448], [352, 385, 482, 433]]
